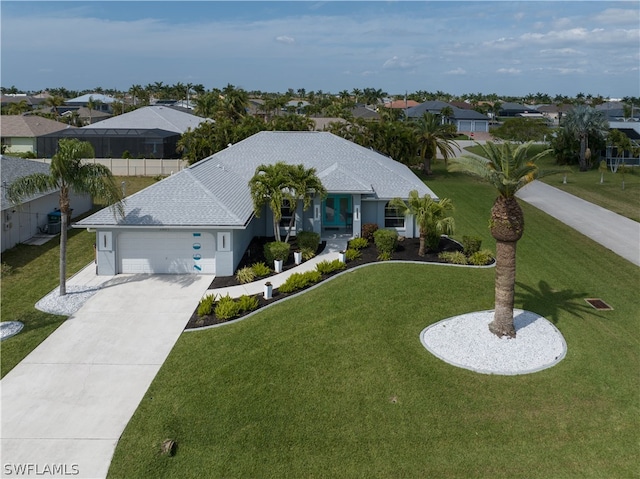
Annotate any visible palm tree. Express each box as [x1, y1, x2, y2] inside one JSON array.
[[249, 162, 292, 242], [389, 191, 455, 256], [44, 95, 65, 118], [563, 105, 609, 171], [8, 139, 124, 296], [448, 141, 554, 338], [414, 113, 459, 175], [282, 164, 326, 243]]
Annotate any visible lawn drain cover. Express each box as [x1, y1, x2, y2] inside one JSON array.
[[585, 298, 613, 310]]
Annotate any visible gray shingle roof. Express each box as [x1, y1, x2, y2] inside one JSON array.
[[1, 156, 56, 210], [86, 106, 210, 133], [76, 131, 436, 228]]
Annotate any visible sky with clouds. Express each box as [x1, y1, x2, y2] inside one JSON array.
[[1, 1, 639, 98]]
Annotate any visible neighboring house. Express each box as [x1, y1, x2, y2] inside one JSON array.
[[1, 156, 93, 252], [0, 115, 72, 155], [405, 101, 490, 133], [36, 106, 210, 158], [498, 102, 539, 117], [596, 102, 640, 122], [383, 99, 420, 109], [75, 131, 438, 276], [65, 93, 118, 113], [606, 122, 640, 166], [536, 104, 573, 126]]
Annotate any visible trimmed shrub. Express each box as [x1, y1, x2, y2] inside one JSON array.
[[237, 294, 259, 313], [373, 229, 398, 254], [296, 231, 320, 252], [197, 294, 217, 317], [315, 259, 346, 275], [439, 251, 468, 265], [215, 294, 241, 320], [345, 248, 361, 261], [348, 237, 368, 250], [361, 223, 379, 242], [468, 249, 494, 266], [264, 241, 291, 263], [279, 270, 322, 293], [251, 262, 271, 278], [235, 266, 256, 284], [461, 235, 482, 255], [300, 247, 316, 261], [377, 251, 393, 261]]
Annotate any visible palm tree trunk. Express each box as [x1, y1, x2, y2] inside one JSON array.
[[418, 230, 426, 256], [59, 207, 68, 297], [490, 239, 517, 338], [579, 135, 588, 172]]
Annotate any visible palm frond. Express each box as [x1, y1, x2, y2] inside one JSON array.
[[7, 173, 57, 205]]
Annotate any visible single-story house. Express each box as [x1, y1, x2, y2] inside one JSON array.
[[75, 131, 438, 276], [405, 101, 490, 133], [36, 106, 211, 158], [498, 102, 539, 117], [1, 156, 93, 252], [65, 93, 118, 113], [0, 116, 73, 155]]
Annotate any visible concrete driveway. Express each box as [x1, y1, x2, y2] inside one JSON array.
[[1, 273, 213, 479]]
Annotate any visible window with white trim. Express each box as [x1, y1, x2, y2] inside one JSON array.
[[384, 202, 405, 228], [279, 199, 294, 228]]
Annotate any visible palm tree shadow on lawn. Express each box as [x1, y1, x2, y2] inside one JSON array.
[[516, 280, 598, 325]]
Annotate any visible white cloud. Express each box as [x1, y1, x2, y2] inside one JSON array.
[[496, 68, 521, 75], [445, 68, 466, 75], [275, 35, 295, 45], [539, 48, 585, 56], [593, 8, 640, 25]]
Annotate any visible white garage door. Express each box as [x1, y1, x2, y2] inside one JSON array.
[[118, 231, 215, 274]]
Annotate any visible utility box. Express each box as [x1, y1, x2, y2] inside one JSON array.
[[47, 211, 61, 235]]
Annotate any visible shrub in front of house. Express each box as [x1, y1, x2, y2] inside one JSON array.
[[348, 237, 369, 250], [468, 249, 494, 266], [278, 270, 322, 293], [300, 247, 316, 261], [251, 262, 271, 278], [235, 266, 256, 284], [439, 251, 468, 265], [315, 259, 346, 275], [345, 248, 361, 261], [237, 294, 259, 313], [197, 294, 217, 317], [461, 235, 482, 255], [215, 294, 241, 320], [296, 231, 320, 252], [361, 223, 379, 242], [373, 229, 398, 255], [264, 241, 291, 263]]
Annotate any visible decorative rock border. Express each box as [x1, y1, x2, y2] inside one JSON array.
[[1, 321, 24, 341]]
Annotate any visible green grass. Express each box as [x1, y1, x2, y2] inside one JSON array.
[[464, 143, 640, 221], [1, 176, 157, 377], [107, 165, 639, 478]]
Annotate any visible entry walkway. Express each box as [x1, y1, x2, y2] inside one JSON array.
[[517, 180, 640, 267], [1, 273, 213, 479]]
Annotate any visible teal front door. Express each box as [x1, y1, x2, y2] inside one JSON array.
[[323, 195, 352, 228]]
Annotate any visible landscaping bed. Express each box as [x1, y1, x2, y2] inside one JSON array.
[[185, 235, 485, 330]]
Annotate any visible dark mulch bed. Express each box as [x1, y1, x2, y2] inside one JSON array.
[[185, 236, 475, 330]]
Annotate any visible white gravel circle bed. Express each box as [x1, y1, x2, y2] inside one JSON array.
[[420, 309, 567, 375]]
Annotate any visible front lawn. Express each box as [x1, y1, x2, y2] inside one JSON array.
[[107, 166, 639, 478], [1, 176, 157, 377]]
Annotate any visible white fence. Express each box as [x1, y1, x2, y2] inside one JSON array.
[[32, 158, 188, 176]]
